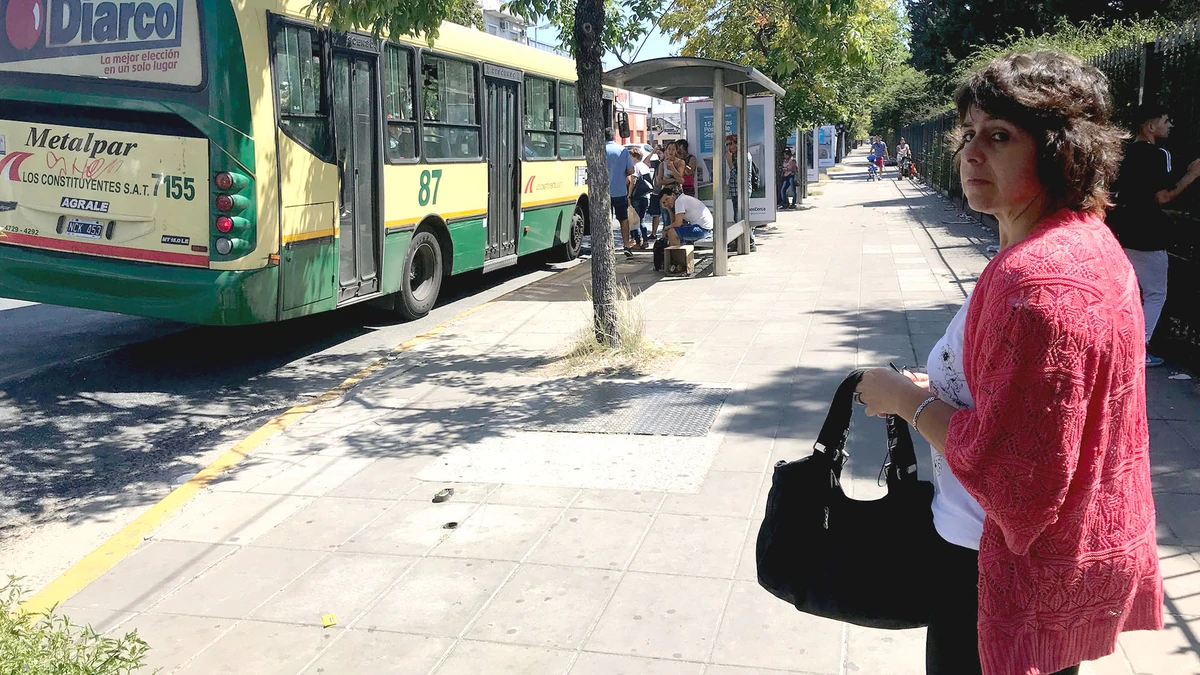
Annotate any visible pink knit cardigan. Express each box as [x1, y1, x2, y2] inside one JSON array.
[[945, 208, 1163, 675]]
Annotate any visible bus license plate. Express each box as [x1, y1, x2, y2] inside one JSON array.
[[65, 219, 104, 239]]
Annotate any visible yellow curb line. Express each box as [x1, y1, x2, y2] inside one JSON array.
[[19, 301, 497, 617]]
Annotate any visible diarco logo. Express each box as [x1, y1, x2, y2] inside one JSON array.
[[1, 0, 184, 60]]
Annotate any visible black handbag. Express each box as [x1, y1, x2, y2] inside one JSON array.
[[755, 369, 938, 629]]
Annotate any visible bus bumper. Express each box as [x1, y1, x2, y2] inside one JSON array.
[[0, 244, 278, 326]]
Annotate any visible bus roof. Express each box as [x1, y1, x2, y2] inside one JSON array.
[[270, 0, 579, 82]]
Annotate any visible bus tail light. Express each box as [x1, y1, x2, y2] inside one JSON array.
[[214, 171, 249, 192], [215, 216, 234, 233], [215, 237, 250, 256], [215, 194, 250, 214], [216, 195, 234, 211]]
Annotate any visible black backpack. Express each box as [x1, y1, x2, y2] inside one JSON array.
[[653, 236, 669, 271]]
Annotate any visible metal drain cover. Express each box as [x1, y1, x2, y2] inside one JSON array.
[[522, 383, 732, 437]]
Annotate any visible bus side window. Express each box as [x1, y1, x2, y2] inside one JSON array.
[[384, 45, 418, 162], [558, 83, 583, 159], [523, 76, 556, 160], [273, 23, 330, 158], [421, 55, 481, 160]]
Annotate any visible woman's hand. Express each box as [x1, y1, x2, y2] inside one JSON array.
[[856, 368, 929, 418], [903, 369, 930, 390]]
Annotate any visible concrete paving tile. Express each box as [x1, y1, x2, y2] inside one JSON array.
[[249, 497, 393, 550], [56, 607, 134, 634], [1117, 614, 1200, 674], [115, 613, 231, 673], [206, 453, 297, 493], [326, 457, 433, 499], [252, 552, 415, 625], [252, 451, 379, 494], [586, 572, 731, 661], [569, 653, 704, 675], [631, 514, 748, 578], [468, 563, 619, 648], [662, 471, 763, 519], [709, 435, 774, 473], [1151, 492, 1200, 546], [433, 504, 562, 561], [433, 640, 574, 675], [400, 480, 500, 504], [487, 484, 582, 508], [572, 489, 665, 513], [62, 540, 236, 612], [704, 666, 830, 675], [1159, 545, 1200, 619], [151, 545, 318, 618], [710, 581, 842, 672], [1081, 649, 1135, 675], [735, 522, 763, 582], [303, 631, 453, 674], [152, 491, 312, 545], [358, 557, 515, 637], [527, 507, 654, 569], [843, 625, 925, 675], [176, 620, 330, 674], [340, 500, 478, 556]]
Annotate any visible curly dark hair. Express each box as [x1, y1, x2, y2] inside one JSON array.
[[954, 50, 1126, 215]]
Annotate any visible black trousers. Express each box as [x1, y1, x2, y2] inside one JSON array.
[[926, 535, 1081, 675]]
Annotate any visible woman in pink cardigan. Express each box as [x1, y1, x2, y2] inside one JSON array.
[[856, 51, 1162, 675]]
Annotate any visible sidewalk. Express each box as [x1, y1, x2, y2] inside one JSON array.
[[50, 151, 1200, 675]]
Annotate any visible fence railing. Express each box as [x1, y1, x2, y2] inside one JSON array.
[[899, 21, 1200, 371]]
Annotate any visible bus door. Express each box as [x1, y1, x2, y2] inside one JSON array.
[[483, 65, 521, 268], [332, 47, 382, 303]]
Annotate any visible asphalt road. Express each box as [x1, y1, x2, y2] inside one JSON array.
[[0, 259, 571, 591]]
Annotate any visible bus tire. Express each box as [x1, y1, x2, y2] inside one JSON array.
[[397, 230, 443, 320], [551, 204, 585, 262]]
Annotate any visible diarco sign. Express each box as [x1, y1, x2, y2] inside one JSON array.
[[0, 0, 201, 85]]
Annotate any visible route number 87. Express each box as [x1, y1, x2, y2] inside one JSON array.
[[418, 169, 442, 206]]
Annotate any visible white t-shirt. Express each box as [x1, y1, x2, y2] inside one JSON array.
[[673, 194, 713, 230], [926, 295, 986, 550]]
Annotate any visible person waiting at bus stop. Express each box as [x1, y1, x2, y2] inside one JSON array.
[[659, 185, 713, 247], [604, 128, 637, 258]]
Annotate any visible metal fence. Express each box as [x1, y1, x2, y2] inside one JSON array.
[[900, 21, 1200, 370]]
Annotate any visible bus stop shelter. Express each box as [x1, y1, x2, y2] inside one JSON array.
[[603, 58, 785, 276]]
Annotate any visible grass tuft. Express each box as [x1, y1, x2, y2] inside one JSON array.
[[0, 577, 153, 674], [542, 284, 683, 378]]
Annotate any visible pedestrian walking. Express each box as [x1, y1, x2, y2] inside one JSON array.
[[1109, 103, 1200, 367], [854, 50, 1162, 675], [780, 148, 798, 208], [871, 136, 888, 176], [604, 128, 636, 257], [896, 137, 913, 179]]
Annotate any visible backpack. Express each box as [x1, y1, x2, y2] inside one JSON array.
[[653, 236, 669, 271]]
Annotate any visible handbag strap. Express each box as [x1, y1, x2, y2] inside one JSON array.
[[813, 370, 921, 485]]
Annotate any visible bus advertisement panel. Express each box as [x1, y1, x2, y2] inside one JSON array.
[[0, 119, 211, 267], [0, 0, 203, 85]]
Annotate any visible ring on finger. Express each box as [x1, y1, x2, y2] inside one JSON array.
[[853, 391, 864, 405]]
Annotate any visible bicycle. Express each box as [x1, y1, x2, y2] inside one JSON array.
[[866, 155, 879, 181]]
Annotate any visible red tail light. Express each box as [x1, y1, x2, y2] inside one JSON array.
[[215, 216, 234, 233], [215, 172, 234, 191], [216, 194, 234, 211]]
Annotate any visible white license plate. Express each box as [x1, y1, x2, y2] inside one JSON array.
[[65, 218, 104, 239]]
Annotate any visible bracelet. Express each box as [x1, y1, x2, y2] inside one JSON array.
[[912, 395, 939, 434]]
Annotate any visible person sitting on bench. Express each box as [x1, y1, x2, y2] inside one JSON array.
[[659, 184, 713, 246]]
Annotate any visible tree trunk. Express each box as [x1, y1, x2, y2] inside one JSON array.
[[574, 0, 621, 347]]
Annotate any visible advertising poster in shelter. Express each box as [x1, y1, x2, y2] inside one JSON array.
[[818, 125, 837, 168], [684, 97, 776, 224]]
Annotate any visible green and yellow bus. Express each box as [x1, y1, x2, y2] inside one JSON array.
[[0, 0, 603, 324]]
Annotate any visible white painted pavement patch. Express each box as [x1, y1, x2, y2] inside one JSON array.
[[416, 430, 723, 493]]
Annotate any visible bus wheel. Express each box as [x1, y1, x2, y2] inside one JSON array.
[[552, 204, 585, 262], [397, 230, 443, 320]]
